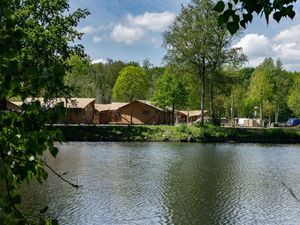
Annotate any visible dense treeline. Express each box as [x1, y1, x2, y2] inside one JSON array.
[[66, 56, 300, 124]]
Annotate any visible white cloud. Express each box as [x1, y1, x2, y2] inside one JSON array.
[[93, 36, 103, 43], [234, 26, 300, 70], [234, 34, 274, 59], [77, 23, 115, 35], [111, 25, 144, 45], [77, 25, 97, 34], [91, 58, 108, 64], [126, 11, 175, 31], [274, 24, 300, 44]]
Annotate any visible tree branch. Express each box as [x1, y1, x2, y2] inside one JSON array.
[[44, 162, 81, 189], [5, 176, 30, 225], [282, 181, 300, 203], [3, 153, 81, 189]]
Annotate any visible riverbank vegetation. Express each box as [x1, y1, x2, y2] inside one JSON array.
[[58, 125, 300, 143]]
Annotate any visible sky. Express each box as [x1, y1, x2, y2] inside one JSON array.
[[70, 0, 300, 71]]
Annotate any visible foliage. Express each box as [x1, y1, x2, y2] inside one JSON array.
[[59, 124, 300, 143], [151, 68, 188, 110], [288, 75, 300, 117], [214, 0, 297, 34], [151, 67, 188, 124], [64, 55, 90, 97], [248, 65, 274, 120], [0, 0, 88, 224], [112, 65, 148, 102], [144, 66, 165, 99], [163, 0, 245, 125], [90, 60, 133, 103]]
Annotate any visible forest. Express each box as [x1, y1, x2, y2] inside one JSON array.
[[66, 56, 300, 125]]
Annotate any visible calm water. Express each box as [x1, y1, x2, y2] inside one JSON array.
[[20, 142, 300, 225]]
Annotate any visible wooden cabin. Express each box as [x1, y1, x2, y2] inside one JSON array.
[[11, 98, 96, 124], [178, 110, 209, 123], [94, 100, 172, 125], [113, 100, 171, 125], [94, 102, 128, 124], [64, 98, 95, 124]]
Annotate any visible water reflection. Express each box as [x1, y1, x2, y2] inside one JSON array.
[[20, 142, 300, 224]]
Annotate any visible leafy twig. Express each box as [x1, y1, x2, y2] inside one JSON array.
[[3, 153, 81, 189], [44, 163, 81, 189], [5, 176, 30, 225]]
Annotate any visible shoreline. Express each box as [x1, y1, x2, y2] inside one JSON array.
[[49, 125, 300, 144]]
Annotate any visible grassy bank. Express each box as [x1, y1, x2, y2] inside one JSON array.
[[52, 124, 300, 143]]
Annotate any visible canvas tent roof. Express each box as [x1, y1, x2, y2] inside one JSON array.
[[95, 102, 128, 112], [95, 100, 166, 112], [12, 98, 95, 109], [179, 110, 207, 117]]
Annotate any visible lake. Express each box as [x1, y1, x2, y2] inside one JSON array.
[[20, 142, 300, 225]]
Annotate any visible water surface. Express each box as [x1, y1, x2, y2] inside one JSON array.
[[21, 142, 300, 225]]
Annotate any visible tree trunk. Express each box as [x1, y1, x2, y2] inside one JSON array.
[[275, 106, 279, 124], [231, 91, 234, 127], [260, 100, 263, 127], [201, 78, 205, 126], [209, 82, 215, 125], [130, 102, 133, 125], [172, 103, 175, 126], [130, 97, 133, 125]]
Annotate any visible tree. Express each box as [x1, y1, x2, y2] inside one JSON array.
[[163, 0, 245, 125], [112, 66, 147, 124], [272, 59, 293, 123], [0, 0, 88, 224], [288, 76, 300, 117], [112, 66, 147, 102], [248, 63, 274, 124], [90, 60, 132, 103], [151, 68, 188, 125], [65, 54, 91, 97], [214, 0, 297, 34]]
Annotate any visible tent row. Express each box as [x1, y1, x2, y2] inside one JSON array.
[[6, 98, 208, 125]]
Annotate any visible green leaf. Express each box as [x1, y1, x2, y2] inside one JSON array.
[[53, 64, 65, 77], [287, 9, 296, 19], [273, 11, 282, 23], [50, 146, 59, 158], [240, 20, 246, 29], [214, 1, 225, 13], [217, 15, 225, 25], [227, 22, 239, 34], [254, 4, 263, 14], [243, 13, 253, 23], [51, 219, 59, 225], [232, 14, 240, 23], [13, 195, 21, 205], [40, 206, 49, 214]]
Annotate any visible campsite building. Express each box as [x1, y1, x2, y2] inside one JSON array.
[[64, 98, 95, 124], [177, 110, 209, 123], [11, 98, 96, 124], [94, 100, 172, 125]]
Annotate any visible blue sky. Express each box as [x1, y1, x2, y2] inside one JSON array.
[[70, 0, 300, 71]]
